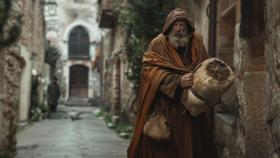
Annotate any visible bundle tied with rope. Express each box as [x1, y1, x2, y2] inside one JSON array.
[[143, 103, 170, 141], [181, 58, 235, 116]]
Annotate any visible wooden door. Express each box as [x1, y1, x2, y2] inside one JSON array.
[[69, 65, 88, 98]]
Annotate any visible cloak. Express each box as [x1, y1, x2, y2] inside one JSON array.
[[127, 33, 216, 158]]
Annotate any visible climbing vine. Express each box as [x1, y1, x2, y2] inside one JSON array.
[[117, 0, 176, 91]]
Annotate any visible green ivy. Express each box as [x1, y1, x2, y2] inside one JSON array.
[[117, 0, 176, 91], [0, 0, 22, 47]]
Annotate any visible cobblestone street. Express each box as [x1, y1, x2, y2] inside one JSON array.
[[16, 106, 129, 158]]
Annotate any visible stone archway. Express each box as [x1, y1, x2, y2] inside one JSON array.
[[69, 65, 89, 98]]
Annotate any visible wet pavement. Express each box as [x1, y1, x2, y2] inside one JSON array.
[[16, 106, 129, 158]]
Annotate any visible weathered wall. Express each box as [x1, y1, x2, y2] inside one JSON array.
[[19, 46, 32, 121], [0, 47, 4, 153], [193, 0, 210, 48], [176, 0, 209, 48], [99, 23, 134, 117], [112, 26, 133, 116], [265, 0, 280, 157], [0, 0, 25, 155], [2, 47, 24, 155], [101, 29, 114, 109], [214, 0, 272, 158], [0, 0, 46, 155], [19, 0, 46, 122], [31, 0, 46, 67]]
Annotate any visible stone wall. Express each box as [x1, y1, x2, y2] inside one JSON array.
[[32, 0, 46, 72], [193, 0, 210, 48], [1, 47, 25, 155], [265, 0, 280, 157], [30, 0, 46, 106], [0, 0, 46, 155], [176, 0, 209, 48], [101, 29, 114, 109], [99, 24, 134, 119], [214, 0, 273, 158], [19, 0, 46, 122], [20, 0, 32, 50], [0, 0, 24, 155]]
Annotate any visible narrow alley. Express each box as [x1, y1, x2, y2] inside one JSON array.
[[0, 0, 279, 158], [16, 106, 129, 158]]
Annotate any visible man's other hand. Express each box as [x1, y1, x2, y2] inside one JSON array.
[[180, 73, 193, 88]]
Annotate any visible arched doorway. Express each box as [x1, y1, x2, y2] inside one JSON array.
[[69, 65, 89, 98]]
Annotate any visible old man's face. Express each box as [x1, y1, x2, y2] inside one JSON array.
[[168, 20, 191, 49]]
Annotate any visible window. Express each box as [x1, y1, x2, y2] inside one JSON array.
[[68, 26, 90, 59]]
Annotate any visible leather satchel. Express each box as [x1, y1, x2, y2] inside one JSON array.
[[143, 112, 170, 141]]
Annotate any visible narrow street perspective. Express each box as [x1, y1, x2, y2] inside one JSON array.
[[16, 106, 129, 158], [0, 0, 280, 158]]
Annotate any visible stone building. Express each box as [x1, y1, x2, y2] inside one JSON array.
[[98, 0, 134, 118], [46, 0, 102, 105], [0, 0, 47, 156], [19, 0, 48, 122]]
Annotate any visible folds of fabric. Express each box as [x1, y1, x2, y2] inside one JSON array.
[[127, 33, 211, 158]]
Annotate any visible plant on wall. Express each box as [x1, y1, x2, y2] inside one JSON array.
[[45, 45, 60, 64], [117, 0, 176, 91], [0, 0, 22, 47]]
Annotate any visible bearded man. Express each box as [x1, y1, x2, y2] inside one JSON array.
[[127, 8, 217, 158]]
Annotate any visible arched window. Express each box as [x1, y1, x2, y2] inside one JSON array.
[[68, 26, 90, 59]]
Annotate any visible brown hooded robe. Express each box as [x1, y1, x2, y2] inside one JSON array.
[[127, 8, 217, 158]]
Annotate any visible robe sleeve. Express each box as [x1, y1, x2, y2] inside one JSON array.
[[158, 73, 183, 101]]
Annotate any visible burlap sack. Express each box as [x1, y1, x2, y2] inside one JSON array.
[[143, 112, 170, 141], [181, 58, 235, 116]]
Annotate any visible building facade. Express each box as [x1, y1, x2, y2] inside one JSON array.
[[98, 0, 134, 119], [19, 0, 48, 122], [46, 0, 102, 104], [0, 0, 47, 156]]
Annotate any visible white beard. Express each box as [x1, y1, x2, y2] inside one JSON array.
[[168, 31, 191, 49]]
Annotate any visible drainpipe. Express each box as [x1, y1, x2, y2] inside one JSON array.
[[207, 0, 218, 57], [207, 0, 218, 128]]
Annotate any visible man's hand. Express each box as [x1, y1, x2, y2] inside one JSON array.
[[180, 73, 193, 88]]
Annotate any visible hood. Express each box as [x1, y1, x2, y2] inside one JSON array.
[[163, 8, 195, 35]]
